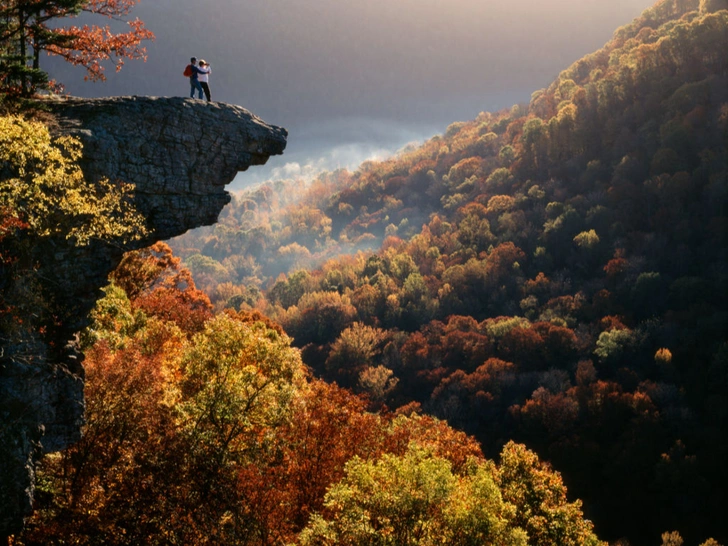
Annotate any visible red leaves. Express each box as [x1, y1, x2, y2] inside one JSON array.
[[4, 0, 155, 87], [0, 207, 28, 265], [46, 17, 154, 81], [111, 242, 213, 334]]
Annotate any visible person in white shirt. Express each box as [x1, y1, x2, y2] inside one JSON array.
[[198, 60, 212, 102]]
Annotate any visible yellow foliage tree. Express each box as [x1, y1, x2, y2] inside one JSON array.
[[0, 114, 147, 245]]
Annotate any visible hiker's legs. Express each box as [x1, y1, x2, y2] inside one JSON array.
[[190, 80, 203, 99], [201, 82, 211, 102]]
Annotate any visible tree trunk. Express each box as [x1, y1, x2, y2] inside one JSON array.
[[18, 7, 27, 95]]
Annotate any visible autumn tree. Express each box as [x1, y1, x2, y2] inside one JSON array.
[[21, 283, 309, 545], [0, 0, 153, 95], [1, 114, 146, 345], [299, 444, 527, 546], [0, 114, 146, 244], [168, 314, 307, 542], [232, 379, 385, 543], [497, 442, 605, 546], [325, 321, 386, 385], [108, 242, 213, 335]]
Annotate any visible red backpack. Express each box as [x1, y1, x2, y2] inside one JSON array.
[[183, 64, 193, 77]]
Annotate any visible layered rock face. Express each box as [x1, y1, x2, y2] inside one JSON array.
[[0, 96, 286, 537]]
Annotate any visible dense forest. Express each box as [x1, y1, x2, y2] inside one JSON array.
[[168, 0, 728, 543], [13, 243, 606, 545], [2, 0, 726, 544]]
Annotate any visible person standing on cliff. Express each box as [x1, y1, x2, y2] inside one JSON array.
[[198, 60, 212, 102], [186, 57, 204, 99]]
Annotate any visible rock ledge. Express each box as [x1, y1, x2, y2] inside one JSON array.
[[0, 96, 286, 537]]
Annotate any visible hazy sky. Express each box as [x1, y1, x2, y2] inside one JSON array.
[[45, 0, 656, 188]]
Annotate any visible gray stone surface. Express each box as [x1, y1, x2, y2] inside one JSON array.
[[48, 96, 287, 241], [0, 96, 286, 537]]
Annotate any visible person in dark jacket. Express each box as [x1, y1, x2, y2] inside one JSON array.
[[187, 57, 204, 99]]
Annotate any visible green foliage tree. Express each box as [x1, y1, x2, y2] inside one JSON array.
[[573, 230, 600, 250], [269, 270, 312, 309], [283, 290, 358, 345], [81, 282, 142, 349], [593, 328, 638, 365]]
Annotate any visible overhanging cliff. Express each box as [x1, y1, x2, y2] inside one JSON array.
[[0, 96, 286, 537]]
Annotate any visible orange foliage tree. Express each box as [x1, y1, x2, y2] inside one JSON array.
[[0, 0, 153, 94], [109, 242, 213, 335]]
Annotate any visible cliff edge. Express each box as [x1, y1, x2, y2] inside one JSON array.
[[0, 96, 286, 537]]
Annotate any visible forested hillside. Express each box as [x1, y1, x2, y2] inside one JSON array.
[[170, 0, 728, 543], [17, 243, 606, 546]]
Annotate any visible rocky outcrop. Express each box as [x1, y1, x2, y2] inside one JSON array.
[[0, 96, 286, 537]]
